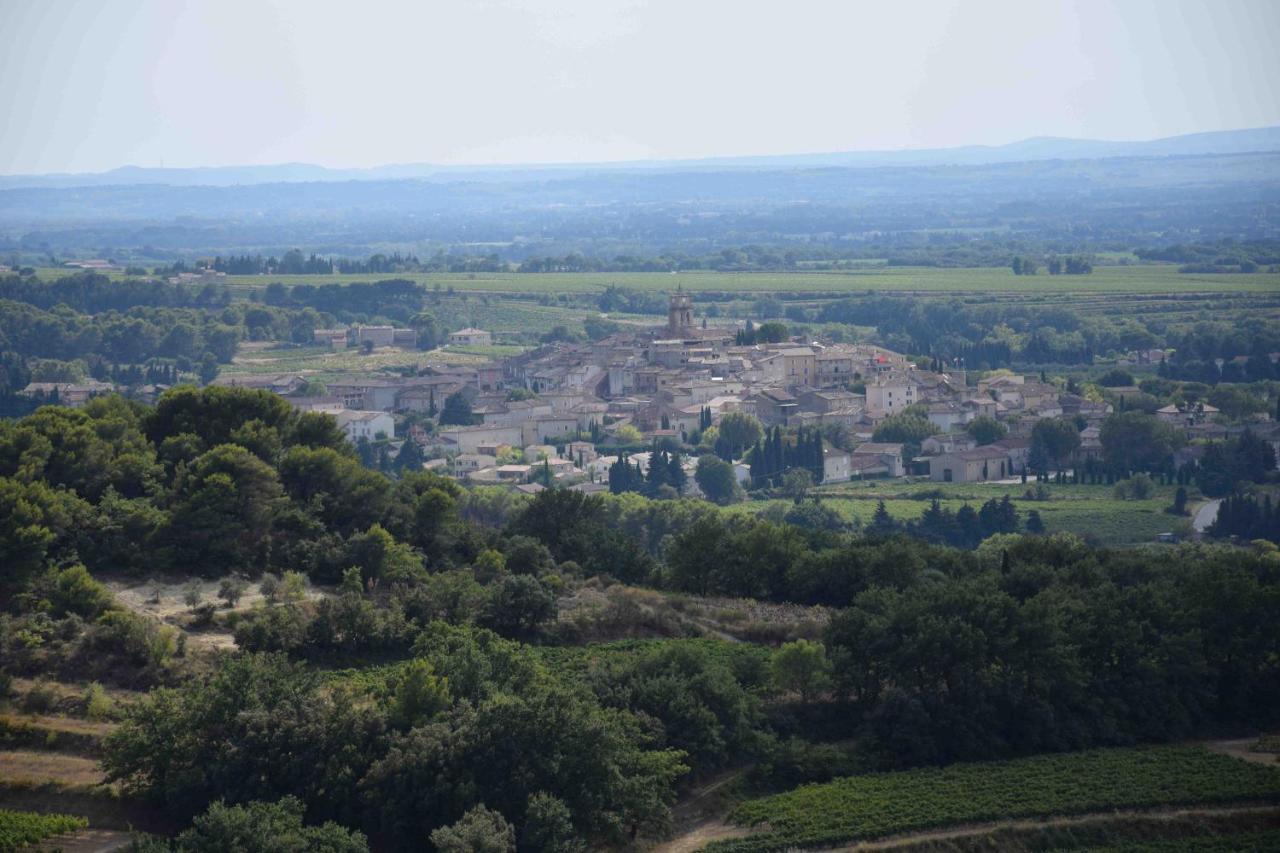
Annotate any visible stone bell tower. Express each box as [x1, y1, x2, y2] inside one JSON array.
[[667, 286, 694, 336]]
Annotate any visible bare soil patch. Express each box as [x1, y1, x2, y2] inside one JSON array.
[[1206, 736, 1280, 767], [0, 750, 106, 787]]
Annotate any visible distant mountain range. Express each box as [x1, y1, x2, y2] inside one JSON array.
[[3, 126, 1279, 190]]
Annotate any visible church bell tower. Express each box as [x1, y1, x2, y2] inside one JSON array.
[[667, 286, 693, 336]]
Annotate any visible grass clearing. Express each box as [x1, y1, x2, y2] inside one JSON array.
[[729, 480, 1185, 546], [708, 744, 1280, 852]]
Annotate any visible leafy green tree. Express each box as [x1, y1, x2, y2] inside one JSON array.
[[715, 412, 763, 460], [481, 574, 557, 639], [146, 385, 295, 450], [440, 392, 475, 426], [430, 805, 515, 853], [780, 467, 814, 501], [229, 419, 283, 464], [49, 563, 115, 618], [217, 576, 248, 608], [158, 796, 368, 852], [519, 792, 583, 853], [409, 311, 442, 351], [289, 412, 350, 453], [872, 414, 934, 448], [391, 659, 451, 729], [103, 654, 384, 824], [755, 321, 788, 342], [770, 639, 833, 702], [343, 523, 425, 585], [279, 446, 390, 534], [1030, 418, 1080, 474], [965, 416, 1006, 446], [1100, 412, 1184, 473], [163, 444, 282, 575], [393, 438, 424, 474], [695, 455, 738, 505]]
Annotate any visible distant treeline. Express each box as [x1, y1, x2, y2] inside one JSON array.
[[1133, 240, 1280, 274], [206, 250, 494, 276], [815, 293, 1280, 369]]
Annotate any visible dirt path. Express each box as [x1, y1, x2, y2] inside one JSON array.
[[653, 767, 753, 853], [1193, 498, 1222, 533], [33, 828, 133, 852], [823, 803, 1280, 851], [655, 819, 751, 853], [1206, 736, 1280, 767]]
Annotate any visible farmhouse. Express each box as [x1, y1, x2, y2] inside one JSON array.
[[930, 445, 1011, 483], [448, 328, 493, 347], [851, 442, 906, 478], [334, 410, 394, 442]]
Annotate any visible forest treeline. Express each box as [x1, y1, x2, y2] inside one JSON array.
[[1, 386, 1278, 849]]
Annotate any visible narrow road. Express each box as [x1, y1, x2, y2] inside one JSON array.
[[1194, 498, 1222, 533]]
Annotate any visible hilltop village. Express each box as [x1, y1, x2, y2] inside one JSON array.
[[22, 289, 1272, 501]]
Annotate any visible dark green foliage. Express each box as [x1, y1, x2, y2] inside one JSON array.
[[439, 392, 475, 426], [1195, 430, 1277, 497], [1208, 493, 1280, 543], [747, 427, 825, 487], [1099, 412, 1184, 473], [144, 797, 368, 853], [163, 444, 282, 575], [585, 643, 762, 773], [1029, 418, 1080, 473], [508, 489, 656, 582], [103, 654, 387, 824], [519, 792, 582, 853], [480, 574, 557, 639], [695, 454, 738, 505], [965, 415, 1006, 446], [823, 543, 1280, 766]]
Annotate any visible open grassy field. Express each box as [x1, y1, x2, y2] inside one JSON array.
[[220, 265, 1280, 295], [36, 264, 1280, 295], [728, 479, 1188, 546], [706, 744, 1280, 852], [223, 342, 497, 378]]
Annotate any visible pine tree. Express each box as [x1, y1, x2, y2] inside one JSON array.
[[869, 500, 897, 535], [668, 451, 687, 494], [394, 438, 424, 474]]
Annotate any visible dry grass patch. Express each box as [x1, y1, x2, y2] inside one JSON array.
[[0, 751, 107, 788]]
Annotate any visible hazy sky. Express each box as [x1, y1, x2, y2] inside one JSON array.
[[3, 0, 1278, 173]]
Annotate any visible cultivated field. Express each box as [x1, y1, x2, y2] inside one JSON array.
[[37, 264, 1280, 295], [705, 744, 1280, 852], [208, 265, 1280, 295]]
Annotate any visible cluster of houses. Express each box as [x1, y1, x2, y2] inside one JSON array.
[[21, 290, 1279, 494], [201, 291, 1123, 488], [313, 325, 418, 350]]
